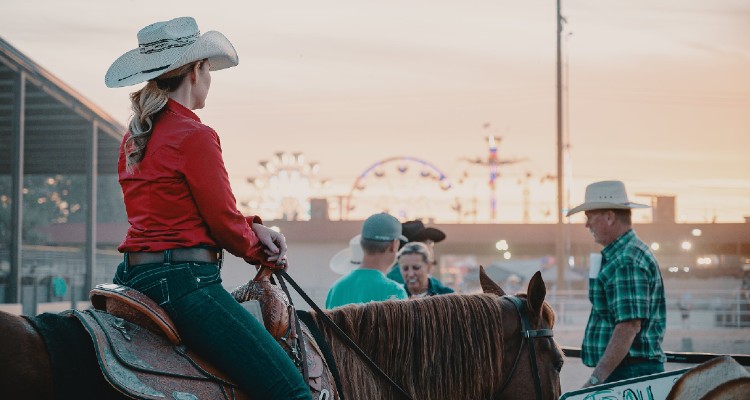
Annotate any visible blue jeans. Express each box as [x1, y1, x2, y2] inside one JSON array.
[[113, 258, 311, 400], [605, 360, 664, 383]]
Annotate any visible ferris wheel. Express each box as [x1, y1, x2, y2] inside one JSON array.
[[240, 151, 327, 221], [345, 156, 455, 221]]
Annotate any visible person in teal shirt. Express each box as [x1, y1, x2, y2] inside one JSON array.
[[397, 242, 454, 298], [386, 220, 449, 290], [326, 213, 408, 309]]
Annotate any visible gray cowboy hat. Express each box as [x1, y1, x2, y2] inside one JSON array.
[[567, 180, 649, 216], [329, 235, 364, 275], [105, 16, 238, 88]]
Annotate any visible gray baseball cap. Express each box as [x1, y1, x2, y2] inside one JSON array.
[[361, 213, 408, 242]]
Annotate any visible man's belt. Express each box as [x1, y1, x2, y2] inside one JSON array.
[[619, 356, 653, 366], [127, 248, 220, 267]]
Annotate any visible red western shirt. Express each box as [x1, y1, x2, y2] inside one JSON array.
[[118, 99, 267, 264]]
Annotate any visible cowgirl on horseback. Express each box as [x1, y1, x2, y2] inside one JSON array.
[[105, 16, 310, 399]]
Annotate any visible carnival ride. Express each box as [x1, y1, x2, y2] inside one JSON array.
[[242, 151, 329, 221], [343, 156, 454, 221]]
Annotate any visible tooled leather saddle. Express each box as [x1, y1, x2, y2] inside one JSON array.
[[76, 267, 339, 400], [230, 266, 340, 399]]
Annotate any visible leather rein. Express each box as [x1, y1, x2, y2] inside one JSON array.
[[275, 269, 414, 400], [495, 295, 554, 400]]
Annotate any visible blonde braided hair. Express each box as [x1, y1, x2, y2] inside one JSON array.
[[124, 60, 202, 173]]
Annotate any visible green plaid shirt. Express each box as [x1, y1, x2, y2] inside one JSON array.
[[582, 229, 666, 367]]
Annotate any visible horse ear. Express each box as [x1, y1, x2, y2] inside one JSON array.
[[480, 265, 506, 296], [527, 271, 546, 317]]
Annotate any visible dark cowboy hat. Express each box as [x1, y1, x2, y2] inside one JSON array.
[[401, 220, 446, 243]]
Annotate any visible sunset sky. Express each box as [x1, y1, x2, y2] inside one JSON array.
[[2, 0, 749, 223]]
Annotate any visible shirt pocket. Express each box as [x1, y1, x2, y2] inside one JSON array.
[[189, 263, 222, 287]]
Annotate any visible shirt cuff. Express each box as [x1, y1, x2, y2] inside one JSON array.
[[245, 215, 263, 225]]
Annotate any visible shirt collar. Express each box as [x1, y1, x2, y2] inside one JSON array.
[[353, 268, 386, 276], [166, 98, 201, 123], [601, 228, 635, 261], [406, 279, 434, 297]]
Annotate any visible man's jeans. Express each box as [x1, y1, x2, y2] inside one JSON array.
[[114, 259, 311, 400]]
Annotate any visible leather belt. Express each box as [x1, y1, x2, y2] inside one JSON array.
[[127, 248, 220, 267]]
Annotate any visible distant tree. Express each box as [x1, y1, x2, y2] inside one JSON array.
[[96, 174, 127, 224], [0, 174, 125, 246]]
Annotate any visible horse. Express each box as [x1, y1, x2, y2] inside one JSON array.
[[666, 355, 750, 400], [0, 268, 563, 399]]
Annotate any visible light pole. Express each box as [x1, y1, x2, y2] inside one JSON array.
[[555, 0, 568, 291]]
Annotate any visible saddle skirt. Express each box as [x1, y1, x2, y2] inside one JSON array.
[[74, 308, 245, 400], [86, 280, 339, 400]]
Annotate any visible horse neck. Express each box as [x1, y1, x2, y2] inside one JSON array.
[[0, 311, 54, 399], [313, 295, 510, 400]]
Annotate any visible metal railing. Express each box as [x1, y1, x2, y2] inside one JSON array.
[[561, 347, 750, 366], [547, 289, 750, 329], [0, 246, 122, 314]]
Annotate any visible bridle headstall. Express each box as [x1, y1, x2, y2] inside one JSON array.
[[496, 295, 554, 400]]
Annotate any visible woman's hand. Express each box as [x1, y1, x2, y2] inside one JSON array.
[[252, 223, 288, 267]]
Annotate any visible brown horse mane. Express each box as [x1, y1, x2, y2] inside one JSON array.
[[309, 293, 554, 400]]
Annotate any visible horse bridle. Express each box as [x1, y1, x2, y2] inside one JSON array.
[[496, 295, 554, 400]]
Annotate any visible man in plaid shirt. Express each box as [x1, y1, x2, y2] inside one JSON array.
[[567, 181, 666, 387]]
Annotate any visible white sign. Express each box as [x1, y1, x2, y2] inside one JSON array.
[[589, 253, 602, 279], [560, 368, 689, 400]]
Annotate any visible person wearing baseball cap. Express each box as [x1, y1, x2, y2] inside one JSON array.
[[106, 17, 308, 399], [325, 213, 408, 309], [570, 181, 666, 388]]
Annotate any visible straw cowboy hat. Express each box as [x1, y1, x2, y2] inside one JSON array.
[[401, 220, 446, 243], [105, 16, 238, 88], [329, 235, 364, 275], [567, 180, 649, 216]]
